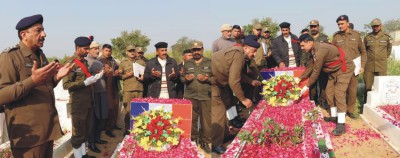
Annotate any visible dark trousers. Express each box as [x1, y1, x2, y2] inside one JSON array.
[[89, 110, 104, 144], [12, 141, 54, 158]]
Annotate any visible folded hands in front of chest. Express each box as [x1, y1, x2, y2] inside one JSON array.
[[31, 61, 74, 85], [84, 70, 104, 86]]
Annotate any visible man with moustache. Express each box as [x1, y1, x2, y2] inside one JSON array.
[[211, 37, 260, 154], [0, 14, 74, 158], [232, 25, 243, 44], [180, 41, 212, 153], [272, 22, 301, 68], [176, 49, 193, 99], [144, 42, 179, 98], [63, 36, 103, 158], [119, 45, 146, 135], [212, 24, 236, 53], [85, 41, 109, 153], [99, 44, 122, 137], [332, 15, 367, 119]]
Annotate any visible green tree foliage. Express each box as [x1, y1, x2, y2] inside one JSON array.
[[242, 17, 280, 38], [170, 36, 195, 63], [383, 18, 400, 32], [111, 30, 151, 60]]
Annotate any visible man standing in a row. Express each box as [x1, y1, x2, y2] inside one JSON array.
[[363, 18, 392, 105], [99, 44, 122, 137], [119, 45, 146, 135], [0, 14, 74, 158], [176, 49, 193, 99], [332, 15, 367, 119], [211, 37, 260, 154], [144, 42, 179, 98], [181, 41, 212, 153], [64, 36, 103, 158], [272, 22, 301, 68]]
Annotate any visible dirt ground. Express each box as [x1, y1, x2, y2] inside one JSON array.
[[88, 106, 399, 158]]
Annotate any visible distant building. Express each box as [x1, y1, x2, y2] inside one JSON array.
[[389, 30, 400, 46]]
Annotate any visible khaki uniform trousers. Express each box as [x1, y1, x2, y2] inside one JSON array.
[[122, 91, 143, 130], [326, 70, 353, 113], [11, 140, 54, 158]]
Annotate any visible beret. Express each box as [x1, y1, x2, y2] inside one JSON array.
[[298, 34, 313, 42], [336, 15, 349, 23], [155, 42, 168, 49], [279, 22, 291, 28], [74, 37, 91, 47], [182, 49, 192, 55], [243, 36, 260, 49], [16, 14, 43, 31], [245, 35, 259, 41], [301, 28, 309, 33]]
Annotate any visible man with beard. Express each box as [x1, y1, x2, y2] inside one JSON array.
[[144, 42, 179, 98], [363, 18, 392, 104], [64, 36, 103, 158], [135, 46, 148, 62], [211, 37, 260, 154], [272, 22, 301, 68], [119, 45, 146, 135], [303, 20, 330, 108], [180, 41, 212, 153], [298, 34, 355, 136], [212, 24, 236, 53], [332, 15, 367, 119], [99, 44, 122, 138], [176, 49, 193, 99], [85, 41, 109, 153], [232, 25, 243, 44], [0, 14, 74, 158]]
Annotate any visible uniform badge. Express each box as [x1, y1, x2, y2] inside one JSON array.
[[350, 38, 356, 41], [25, 63, 33, 68]]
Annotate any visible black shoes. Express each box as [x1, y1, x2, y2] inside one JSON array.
[[114, 126, 122, 130], [95, 139, 108, 144], [88, 143, 101, 153], [200, 142, 212, 153], [124, 130, 130, 136], [347, 112, 358, 119], [212, 145, 226, 154], [105, 130, 116, 138], [323, 117, 337, 123], [332, 123, 346, 136], [82, 154, 96, 158], [230, 116, 246, 128]]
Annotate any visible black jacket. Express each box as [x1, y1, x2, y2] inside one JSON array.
[[144, 56, 179, 98], [271, 33, 301, 67]]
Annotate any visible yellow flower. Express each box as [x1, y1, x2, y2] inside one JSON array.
[[134, 119, 143, 128], [172, 137, 179, 145], [167, 137, 173, 142], [269, 97, 277, 106], [155, 146, 162, 152], [157, 140, 163, 147], [140, 137, 150, 150], [173, 128, 184, 134]]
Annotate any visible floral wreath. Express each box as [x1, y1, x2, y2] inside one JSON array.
[[261, 74, 301, 106]]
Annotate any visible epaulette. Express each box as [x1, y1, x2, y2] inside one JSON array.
[[66, 56, 76, 63], [1, 44, 19, 53], [332, 31, 341, 37]]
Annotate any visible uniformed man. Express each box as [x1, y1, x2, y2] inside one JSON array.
[[135, 46, 149, 62], [255, 26, 275, 70], [180, 41, 212, 153], [301, 28, 310, 34], [253, 23, 268, 70], [119, 45, 146, 135], [63, 36, 103, 158], [298, 34, 355, 136], [176, 49, 193, 99], [305, 20, 330, 109], [212, 24, 236, 53], [211, 37, 260, 154], [0, 14, 74, 158], [232, 25, 243, 44], [144, 42, 179, 98], [332, 15, 367, 119], [99, 44, 122, 137], [85, 41, 109, 153], [363, 18, 392, 104]]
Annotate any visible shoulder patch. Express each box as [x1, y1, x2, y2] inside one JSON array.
[[2, 44, 19, 53]]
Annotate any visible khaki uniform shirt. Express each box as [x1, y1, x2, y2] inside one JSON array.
[[332, 29, 367, 69], [364, 31, 392, 72], [212, 46, 246, 101], [301, 33, 329, 66], [0, 42, 62, 148], [301, 43, 355, 87], [180, 58, 212, 100], [255, 37, 272, 68], [119, 57, 146, 92]]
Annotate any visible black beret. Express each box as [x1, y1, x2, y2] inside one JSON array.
[[243, 36, 260, 49], [336, 15, 349, 23], [15, 14, 43, 31], [301, 28, 309, 33], [279, 22, 291, 28], [154, 42, 168, 49], [298, 34, 313, 42], [74, 37, 91, 47], [182, 49, 191, 55]]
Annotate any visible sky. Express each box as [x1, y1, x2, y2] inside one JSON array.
[[1, 0, 399, 58]]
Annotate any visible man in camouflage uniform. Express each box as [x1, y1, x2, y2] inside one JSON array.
[[363, 18, 392, 104]]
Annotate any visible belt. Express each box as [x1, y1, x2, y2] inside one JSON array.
[[324, 47, 347, 72]]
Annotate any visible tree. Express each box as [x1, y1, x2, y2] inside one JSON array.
[[242, 17, 280, 38], [110, 30, 151, 60], [170, 36, 195, 63], [383, 18, 400, 32]]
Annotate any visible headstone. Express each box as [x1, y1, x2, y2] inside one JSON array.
[[371, 76, 400, 105], [391, 46, 400, 60]]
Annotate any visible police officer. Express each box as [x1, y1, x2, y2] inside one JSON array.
[[299, 34, 355, 136], [332, 15, 367, 119], [119, 45, 146, 135], [180, 41, 212, 153], [211, 37, 260, 154], [176, 49, 193, 99], [363, 18, 392, 104], [63, 37, 103, 158], [0, 14, 74, 158]]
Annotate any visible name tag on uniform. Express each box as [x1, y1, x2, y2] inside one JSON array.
[[380, 41, 387, 43], [25, 63, 33, 68], [203, 67, 210, 69], [188, 68, 195, 71], [350, 38, 356, 41], [336, 40, 344, 43], [367, 40, 374, 43]]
